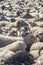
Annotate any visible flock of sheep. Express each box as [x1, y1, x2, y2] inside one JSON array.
[[0, 0, 43, 65]]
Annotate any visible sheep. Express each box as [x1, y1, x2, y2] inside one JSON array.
[[19, 27, 37, 51], [30, 46, 43, 59], [36, 32, 43, 42], [39, 50, 43, 56], [20, 27, 36, 44], [6, 28, 18, 37], [30, 42, 43, 51], [0, 49, 15, 59], [0, 34, 23, 47], [23, 33, 36, 47], [36, 55, 43, 65], [30, 50, 39, 59], [35, 21, 43, 27], [0, 41, 26, 52], [7, 22, 16, 28], [0, 50, 15, 65], [30, 27, 43, 35], [30, 46, 43, 61], [38, 47, 43, 56], [0, 21, 10, 27], [0, 50, 34, 65], [15, 19, 28, 28]]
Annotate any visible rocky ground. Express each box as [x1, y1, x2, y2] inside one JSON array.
[[0, 0, 43, 65]]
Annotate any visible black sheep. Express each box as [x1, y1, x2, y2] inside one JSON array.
[[3, 51, 34, 65]]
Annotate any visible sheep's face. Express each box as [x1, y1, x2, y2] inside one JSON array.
[[20, 27, 28, 37]]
